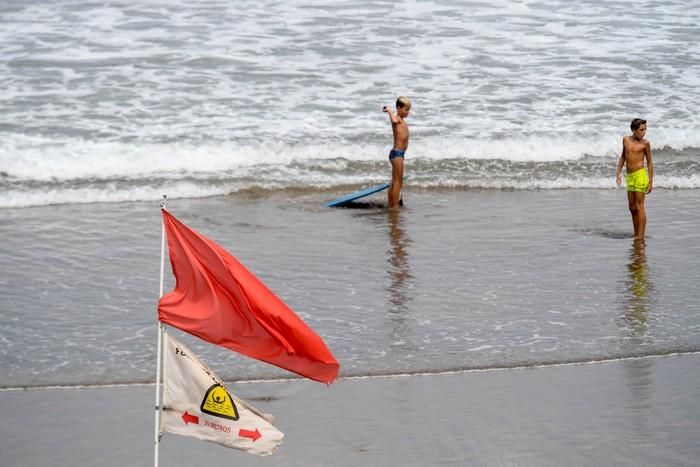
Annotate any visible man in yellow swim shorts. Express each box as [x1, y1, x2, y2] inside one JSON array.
[[626, 166, 649, 193], [615, 118, 654, 240]]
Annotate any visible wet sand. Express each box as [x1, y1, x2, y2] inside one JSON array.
[[3, 189, 700, 387], [2, 353, 699, 467]]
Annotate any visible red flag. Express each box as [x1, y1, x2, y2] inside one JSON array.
[[158, 210, 339, 384]]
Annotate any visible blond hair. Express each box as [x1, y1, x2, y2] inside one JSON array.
[[396, 96, 411, 109]]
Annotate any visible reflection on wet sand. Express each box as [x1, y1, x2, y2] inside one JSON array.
[[622, 239, 653, 337], [618, 241, 656, 445], [386, 210, 413, 316]]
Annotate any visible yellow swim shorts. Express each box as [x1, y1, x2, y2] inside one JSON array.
[[626, 168, 649, 193]]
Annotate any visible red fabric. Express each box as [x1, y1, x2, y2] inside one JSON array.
[[158, 210, 339, 384]]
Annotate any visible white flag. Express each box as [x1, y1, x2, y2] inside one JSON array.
[[160, 332, 284, 456]]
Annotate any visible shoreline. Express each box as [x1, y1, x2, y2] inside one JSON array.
[[3, 350, 700, 392], [1, 183, 697, 213]]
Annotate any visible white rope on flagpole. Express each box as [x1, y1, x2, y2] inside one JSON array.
[[154, 194, 167, 467]]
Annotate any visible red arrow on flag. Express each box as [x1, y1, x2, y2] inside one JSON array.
[[181, 411, 199, 425], [238, 428, 261, 442]]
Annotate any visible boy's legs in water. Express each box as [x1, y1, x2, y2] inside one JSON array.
[[388, 156, 404, 210], [627, 191, 647, 239]]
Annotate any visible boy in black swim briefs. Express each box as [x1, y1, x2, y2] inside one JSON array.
[[383, 96, 411, 210]]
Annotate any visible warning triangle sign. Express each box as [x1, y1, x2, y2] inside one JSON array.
[[200, 384, 239, 421], [161, 333, 284, 455]]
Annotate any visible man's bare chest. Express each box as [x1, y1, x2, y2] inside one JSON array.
[[625, 139, 645, 155]]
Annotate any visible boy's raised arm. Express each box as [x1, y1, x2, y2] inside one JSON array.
[[383, 106, 399, 124]]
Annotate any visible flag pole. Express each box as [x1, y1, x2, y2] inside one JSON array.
[[154, 195, 167, 467]]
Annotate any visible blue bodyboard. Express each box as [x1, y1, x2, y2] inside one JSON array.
[[324, 176, 408, 207]]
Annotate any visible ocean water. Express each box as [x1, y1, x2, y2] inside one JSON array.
[[1, 0, 700, 389], [1, 0, 699, 208]]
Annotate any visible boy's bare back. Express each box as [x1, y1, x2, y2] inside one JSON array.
[[383, 104, 410, 150], [390, 113, 409, 150]]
